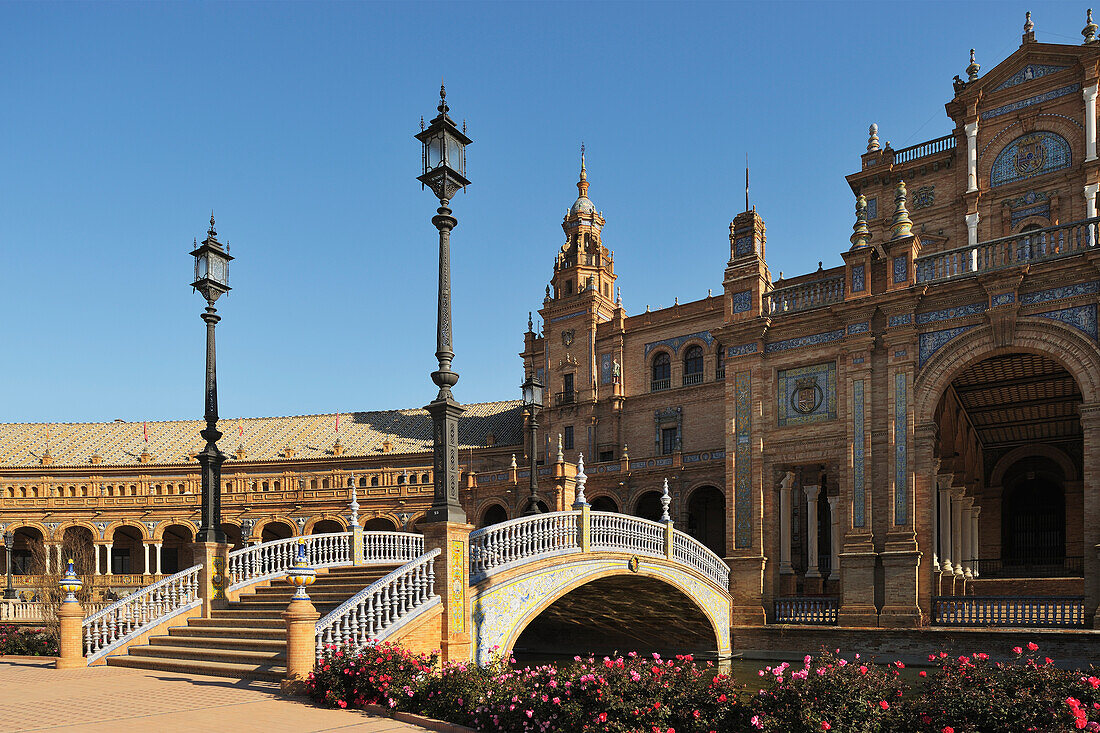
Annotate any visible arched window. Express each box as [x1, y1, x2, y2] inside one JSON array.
[[651, 353, 671, 392], [716, 343, 726, 380], [371, 475, 379, 487], [683, 345, 704, 385]]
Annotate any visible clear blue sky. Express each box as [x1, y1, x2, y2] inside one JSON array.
[[0, 1, 1083, 422]]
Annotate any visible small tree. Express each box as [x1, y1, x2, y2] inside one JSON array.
[[28, 534, 98, 640]]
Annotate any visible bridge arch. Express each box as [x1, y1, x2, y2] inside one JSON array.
[[472, 553, 730, 666]]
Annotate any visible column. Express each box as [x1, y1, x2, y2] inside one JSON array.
[[44, 545, 52, 575], [966, 212, 979, 246], [778, 472, 793, 574], [1085, 83, 1098, 162], [951, 490, 965, 581], [965, 121, 979, 192], [804, 484, 821, 578], [1086, 183, 1099, 220], [961, 497, 974, 580], [937, 475, 954, 575], [105, 542, 113, 576], [827, 494, 841, 581], [93, 544, 101, 575], [143, 541, 152, 575], [155, 544, 162, 575], [970, 507, 981, 578]]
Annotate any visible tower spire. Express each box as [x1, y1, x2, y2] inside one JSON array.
[[851, 194, 872, 249], [890, 180, 914, 240], [577, 142, 589, 198]]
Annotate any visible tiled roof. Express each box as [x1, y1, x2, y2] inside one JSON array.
[[0, 400, 524, 468]]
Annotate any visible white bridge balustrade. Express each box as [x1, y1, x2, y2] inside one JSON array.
[[82, 564, 201, 664], [227, 531, 423, 591], [315, 548, 440, 659], [933, 595, 1086, 628], [468, 510, 730, 589], [469, 512, 579, 581]]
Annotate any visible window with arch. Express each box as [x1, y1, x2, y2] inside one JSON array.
[[359, 477, 368, 487], [715, 343, 726, 380], [421, 473, 430, 484], [990, 132, 1071, 188], [651, 352, 671, 392], [371, 476, 379, 487], [683, 345, 704, 386]]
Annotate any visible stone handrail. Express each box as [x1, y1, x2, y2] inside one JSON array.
[[469, 511, 579, 581], [314, 548, 440, 659], [0, 599, 112, 623], [932, 595, 1086, 627], [915, 217, 1100, 283], [767, 275, 845, 315], [892, 134, 956, 164], [774, 596, 839, 624], [226, 531, 423, 591], [469, 510, 731, 590], [82, 564, 201, 664], [672, 531, 730, 588]]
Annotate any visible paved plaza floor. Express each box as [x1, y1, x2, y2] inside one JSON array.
[[0, 659, 433, 732]]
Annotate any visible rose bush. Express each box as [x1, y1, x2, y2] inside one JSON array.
[[307, 641, 1100, 733], [0, 625, 57, 656]]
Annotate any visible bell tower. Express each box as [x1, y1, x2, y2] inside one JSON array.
[[550, 147, 617, 304]]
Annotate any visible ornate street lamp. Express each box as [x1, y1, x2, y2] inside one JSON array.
[[416, 85, 471, 525], [190, 214, 233, 544], [3, 531, 15, 600], [521, 375, 545, 515]]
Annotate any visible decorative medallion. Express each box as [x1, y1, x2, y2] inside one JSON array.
[[791, 376, 824, 415], [777, 363, 837, 427], [1014, 135, 1047, 176], [628, 556, 640, 573], [913, 185, 935, 209], [561, 329, 575, 347]]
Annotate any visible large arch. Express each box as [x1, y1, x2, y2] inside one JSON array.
[[685, 485, 725, 557], [257, 518, 296, 541], [478, 503, 508, 528], [471, 554, 730, 666]]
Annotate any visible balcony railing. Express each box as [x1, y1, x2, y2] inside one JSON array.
[[554, 390, 576, 406], [915, 218, 1100, 284], [933, 595, 1085, 627], [715, 366, 725, 380], [774, 596, 839, 625], [682, 372, 704, 386], [893, 134, 956, 164], [974, 556, 1083, 579], [651, 378, 671, 392], [767, 275, 845, 315]]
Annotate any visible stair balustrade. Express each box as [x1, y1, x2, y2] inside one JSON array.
[[82, 564, 201, 664], [314, 548, 440, 659]]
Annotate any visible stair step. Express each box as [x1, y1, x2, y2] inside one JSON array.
[[242, 592, 360, 602], [187, 617, 284, 629], [129, 644, 286, 665], [150, 634, 285, 652], [170, 625, 285, 640], [106, 654, 285, 681]]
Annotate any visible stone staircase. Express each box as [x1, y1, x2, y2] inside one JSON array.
[[106, 565, 398, 680]]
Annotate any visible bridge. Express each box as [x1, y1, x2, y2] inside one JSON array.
[[59, 498, 731, 680]]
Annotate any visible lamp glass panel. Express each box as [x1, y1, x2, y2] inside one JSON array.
[[426, 133, 444, 171], [446, 135, 464, 175], [208, 252, 229, 286], [196, 254, 208, 280]]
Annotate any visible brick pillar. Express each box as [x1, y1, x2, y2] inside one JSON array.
[[878, 404, 925, 629], [420, 521, 473, 662], [194, 541, 230, 616], [282, 598, 320, 694], [1079, 403, 1100, 627], [838, 372, 877, 626], [56, 600, 84, 669]]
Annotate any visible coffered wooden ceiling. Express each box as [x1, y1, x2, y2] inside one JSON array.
[[951, 353, 1081, 448]]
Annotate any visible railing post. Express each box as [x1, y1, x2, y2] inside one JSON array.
[[660, 478, 674, 560], [420, 520, 473, 663], [282, 541, 319, 694], [573, 456, 590, 553], [195, 540, 230, 616], [56, 559, 85, 670]]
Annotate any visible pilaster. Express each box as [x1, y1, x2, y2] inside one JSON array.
[[194, 541, 229, 616], [420, 521, 474, 662]]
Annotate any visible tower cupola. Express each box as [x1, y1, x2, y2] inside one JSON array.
[[550, 146, 615, 302]]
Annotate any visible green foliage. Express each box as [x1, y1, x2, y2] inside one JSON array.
[[0, 624, 58, 656]]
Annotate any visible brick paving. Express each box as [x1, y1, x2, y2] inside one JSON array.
[[0, 659, 431, 732]]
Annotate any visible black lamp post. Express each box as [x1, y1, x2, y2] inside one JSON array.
[[3, 531, 15, 600], [521, 376, 545, 515], [416, 85, 472, 525], [190, 215, 233, 544]]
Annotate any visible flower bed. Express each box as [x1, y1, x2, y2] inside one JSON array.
[[0, 625, 57, 656], [307, 641, 1100, 732]]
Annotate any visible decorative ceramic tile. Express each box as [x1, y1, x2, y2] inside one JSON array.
[[1019, 281, 1099, 305], [991, 64, 1070, 92], [894, 350, 908, 358], [853, 379, 866, 528], [732, 290, 751, 314], [894, 372, 908, 526], [734, 236, 753, 257], [983, 84, 1079, 120], [851, 264, 866, 293], [918, 325, 975, 367], [889, 314, 913, 327], [990, 131, 1071, 187], [1034, 304, 1098, 339], [1010, 203, 1050, 225], [991, 293, 1016, 307], [727, 343, 758, 358], [764, 329, 844, 353], [852, 357, 865, 364], [550, 310, 587, 323], [734, 371, 752, 549], [915, 302, 987, 324], [914, 185, 935, 209], [893, 257, 908, 283], [866, 197, 878, 220], [777, 362, 837, 427], [847, 322, 870, 335], [644, 331, 714, 357], [600, 353, 612, 385]]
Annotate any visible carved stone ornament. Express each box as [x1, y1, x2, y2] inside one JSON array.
[[561, 329, 575, 347]]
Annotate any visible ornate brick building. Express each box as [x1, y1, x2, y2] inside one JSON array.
[[5, 15, 1100, 634]]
